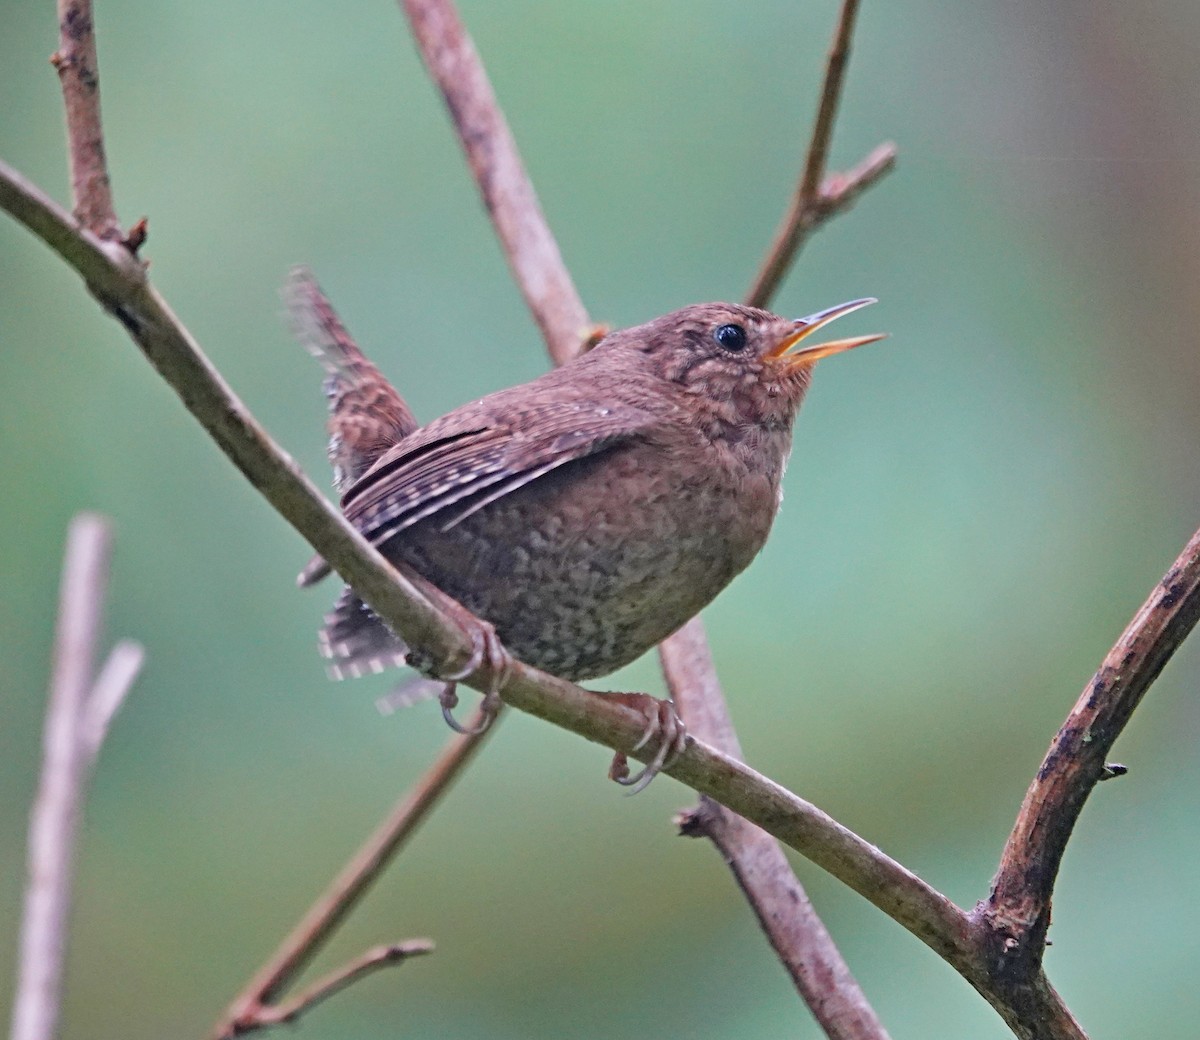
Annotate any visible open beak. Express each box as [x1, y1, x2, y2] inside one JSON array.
[[766, 297, 886, 369]]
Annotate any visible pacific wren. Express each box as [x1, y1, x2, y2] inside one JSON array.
[[289, 270, 883, 783]]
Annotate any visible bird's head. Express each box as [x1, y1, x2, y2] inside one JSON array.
[[611, 298, 885, 431]]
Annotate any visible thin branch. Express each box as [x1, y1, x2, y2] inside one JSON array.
[[80, 639, 143, 763], [664, 619, 891, 1040], [744, 0, 896, 310], [747, 143, 896, 311], [399, 0, 590, 365], [816, 143, 897, 215], [394, 5, 1088, 1014], [981, 523, 1200, 969], [0, 154, 972, 966], [51, 0, 119, 239], [242, 941, 435, 1030], [10, 515, 112, 1040], [215, 705, 496, 1039], [800, 0, 862, 202]]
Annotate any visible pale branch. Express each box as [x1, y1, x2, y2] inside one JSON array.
[[396, 1, 884, 1031], [236, 942, 435, 1031], [664, 619, 891, 1040], [215, 705, 497, 1039], [399, 0, 589, 366], [0, 153, 975, 973], [11, 515, 111, 1040], [744, 0, 896, 310], [980, 523, 1200, 970], [80, 638, 143, 763], [52, 0, 119, 240]]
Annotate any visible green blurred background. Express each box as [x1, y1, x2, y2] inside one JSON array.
[[3, 1, 1199, 1036]]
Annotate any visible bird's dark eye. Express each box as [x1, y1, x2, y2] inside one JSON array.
[[713, 323, 747, 352]]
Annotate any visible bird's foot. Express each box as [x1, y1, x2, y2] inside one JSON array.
[[607, 693, 688, 795], [408, 610, 510, 736]]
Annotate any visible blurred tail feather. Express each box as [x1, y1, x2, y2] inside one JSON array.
[[319, 587, 411, 680]]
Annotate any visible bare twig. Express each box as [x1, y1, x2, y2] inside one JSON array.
[[10, 515, 111, 1040], [814, 143, 897, 217], [980, 524, 1200, 972], [664, 619, 890, 1040], [800, 0, 863, 203], [239, 941, 434, 1030], [80, 639, 143, 763], [216, 706, 495, 1038], [51, 0, 119, 239], [399, 0, 589, 365], [744, 0, 896, 309]]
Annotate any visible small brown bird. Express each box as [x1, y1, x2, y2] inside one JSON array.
[[289, 269, 884, 787]]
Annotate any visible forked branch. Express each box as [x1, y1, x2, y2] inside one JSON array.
[[10, 515, 142, 1040], [215, 706, 495, 1038], [745, 0, 896, 310], [980, 523, 1200, 972], [665, 619, 890, 1040]]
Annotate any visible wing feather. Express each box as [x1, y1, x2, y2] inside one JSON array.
[[342, 399, 656, 545]]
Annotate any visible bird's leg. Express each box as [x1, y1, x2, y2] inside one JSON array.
[[405, 593, 511, 736], [391, 565, 513, 735], [606, 693, 689, 794]]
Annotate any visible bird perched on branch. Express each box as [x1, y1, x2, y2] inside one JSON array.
[[287, 268, 884, 789]]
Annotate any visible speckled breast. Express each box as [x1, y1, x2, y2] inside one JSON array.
[[381, 440, 776, 681]]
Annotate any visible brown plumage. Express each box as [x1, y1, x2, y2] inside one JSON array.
[[290, 271, 884, 687]]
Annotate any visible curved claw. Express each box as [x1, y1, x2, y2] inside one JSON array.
[[608, 693, 688, 794], [432, 617, 511, 736], [438, 682, 500, 735]]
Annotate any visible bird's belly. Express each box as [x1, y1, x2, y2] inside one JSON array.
[[382, 447, 774, 681]]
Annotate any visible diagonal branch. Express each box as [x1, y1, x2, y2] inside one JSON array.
[[800, 0, 865, 204], [222, 3, 895, 1030], [660, 4, 896, 1033], [400, 0, 589, 365], [665, 619, 890, 1040], [980, 523, 1200, 971], [80, 639, 143, 764], [214, 705, 496, 1038], [746, 144, 896, 311]]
